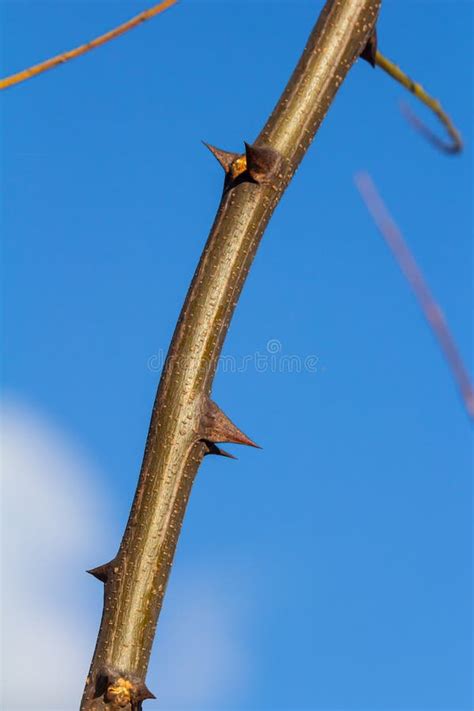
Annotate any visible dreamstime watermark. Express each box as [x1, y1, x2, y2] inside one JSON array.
[[147, 339, 319, 375]]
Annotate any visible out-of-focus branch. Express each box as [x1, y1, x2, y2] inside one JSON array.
[[0, 0, 177, 91], [355, 172, 473, 420], [361, 32, 463, 154], [375, 50, 463, 154]]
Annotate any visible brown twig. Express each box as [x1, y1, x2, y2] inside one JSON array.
[[355, 172, 473, 419], [80, 2, 381, 708], [0, 0, 177, 91]]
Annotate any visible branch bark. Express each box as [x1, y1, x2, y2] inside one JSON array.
[[81, 1, 381, 708]]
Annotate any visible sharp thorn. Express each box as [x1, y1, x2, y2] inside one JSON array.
[[138, 683, 157, 701], [87, 561, 111, 583], [202, 141, 239, 173], [201, 400, 261, 449], [204, 440, 238, 460], [361, 29, 377, 67]]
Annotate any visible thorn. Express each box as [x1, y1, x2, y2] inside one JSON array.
[[137, 683, 157, 701], [202, 400, 261, 449], [361, 29, 377, 68], [87, 561, 112, 583], [202, 141, 240, 173], [203, 440, 238, 460], [244, 142, 281, 183]]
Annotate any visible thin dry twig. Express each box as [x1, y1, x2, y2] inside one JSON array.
[[0, 0, 177, 91], [375, 51, 463, 154], [355, 172, 473, 420]]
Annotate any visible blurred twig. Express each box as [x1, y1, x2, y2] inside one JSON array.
[[375, 51, 463, 154], [0, 0, 177, 91], [355, 172, 473, 420]]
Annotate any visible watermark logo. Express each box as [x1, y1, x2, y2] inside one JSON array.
[[147, 339, 319, 375]]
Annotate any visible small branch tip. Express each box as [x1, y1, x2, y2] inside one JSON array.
[[399, 100, 463, 155], [374, 50, 463, 155]]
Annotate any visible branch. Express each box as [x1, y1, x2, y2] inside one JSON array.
[[0, 0, 177, 91], [81, 1, 381, 708], [375, 51, 463, 154], [360, 31, 462, 153], [355, 172, 474, 420]]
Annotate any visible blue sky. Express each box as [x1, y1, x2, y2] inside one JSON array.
[[1, 1, 472, 709]]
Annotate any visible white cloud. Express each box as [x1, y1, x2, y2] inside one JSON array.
[[152, 574, 252, 710], [0, 398, 253, 710], [0, 399, 110, 710]]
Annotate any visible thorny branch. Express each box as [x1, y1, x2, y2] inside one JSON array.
[[80, 1, 383, 708], [0, 0, 463, 159], [0, 0, 462, 153], [2, 1, 465, 708]]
